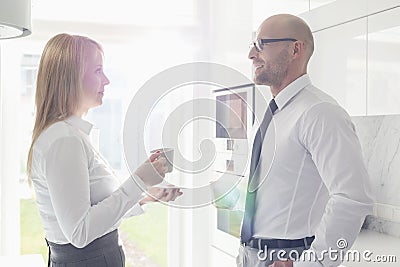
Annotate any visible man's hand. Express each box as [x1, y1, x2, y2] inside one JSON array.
[[268, 260, 293, 267]]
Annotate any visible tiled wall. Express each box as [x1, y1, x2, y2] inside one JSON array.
[[252, 0, 400, 116], [302, 0, 400, 116], [352, 115, 400, 238]]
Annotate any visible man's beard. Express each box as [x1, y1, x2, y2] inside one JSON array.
[[254, 52, 290, 87]]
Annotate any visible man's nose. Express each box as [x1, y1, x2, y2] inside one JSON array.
[[248, 45, 257, 60]]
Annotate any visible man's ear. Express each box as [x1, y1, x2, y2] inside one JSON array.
[[293, 42, 299, 55]]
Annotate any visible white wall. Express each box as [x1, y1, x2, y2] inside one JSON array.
[[0, 44, 2, 254], [0, 40, 23, 255], [205, 0, 253, 266], [167, 1, 254, 265]]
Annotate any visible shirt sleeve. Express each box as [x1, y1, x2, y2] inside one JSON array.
[[298, 102, 374, 266], [45, 136, 145, 248], [123, 203, 145, 218]]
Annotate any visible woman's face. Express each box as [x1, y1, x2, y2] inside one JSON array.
[[79, 45, 110, 115]]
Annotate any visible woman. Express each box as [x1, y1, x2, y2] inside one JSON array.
[[27, 33, 181, 266]]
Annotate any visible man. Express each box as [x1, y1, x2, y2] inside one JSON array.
[[238, 14, 374, 267]]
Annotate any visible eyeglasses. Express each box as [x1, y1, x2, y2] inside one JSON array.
[[250, 38, 298, 52]]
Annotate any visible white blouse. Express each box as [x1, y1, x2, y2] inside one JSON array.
[[30, 115, 146, 248]]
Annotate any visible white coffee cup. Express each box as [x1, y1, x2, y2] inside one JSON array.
[[150, 147, 174, 173]]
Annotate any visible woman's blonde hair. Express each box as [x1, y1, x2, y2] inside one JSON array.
[[27, 33, 102, 175]]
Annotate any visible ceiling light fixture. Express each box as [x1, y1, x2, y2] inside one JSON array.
[[0, 0, 31, 39]]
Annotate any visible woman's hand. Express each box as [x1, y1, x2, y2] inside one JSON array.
[[135, 151, 168, 186], [140, 187, 183, 205]]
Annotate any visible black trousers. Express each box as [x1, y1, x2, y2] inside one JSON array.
[[46, 230, 125, 267]]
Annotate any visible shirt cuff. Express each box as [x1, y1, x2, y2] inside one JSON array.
[[120, 174, 147, 200]]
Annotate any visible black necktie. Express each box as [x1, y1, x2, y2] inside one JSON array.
[[240, 99, 278, 243]]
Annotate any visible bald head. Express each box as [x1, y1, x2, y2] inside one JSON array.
[[259, 14, 314, 62]]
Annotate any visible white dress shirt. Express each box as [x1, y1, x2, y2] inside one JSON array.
[[30, 115, 146, 248], [252, 74, 374, 266]]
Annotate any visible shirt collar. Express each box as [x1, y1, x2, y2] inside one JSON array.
[[274, 74, 311, 111], [64, 115, 93, 135]]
